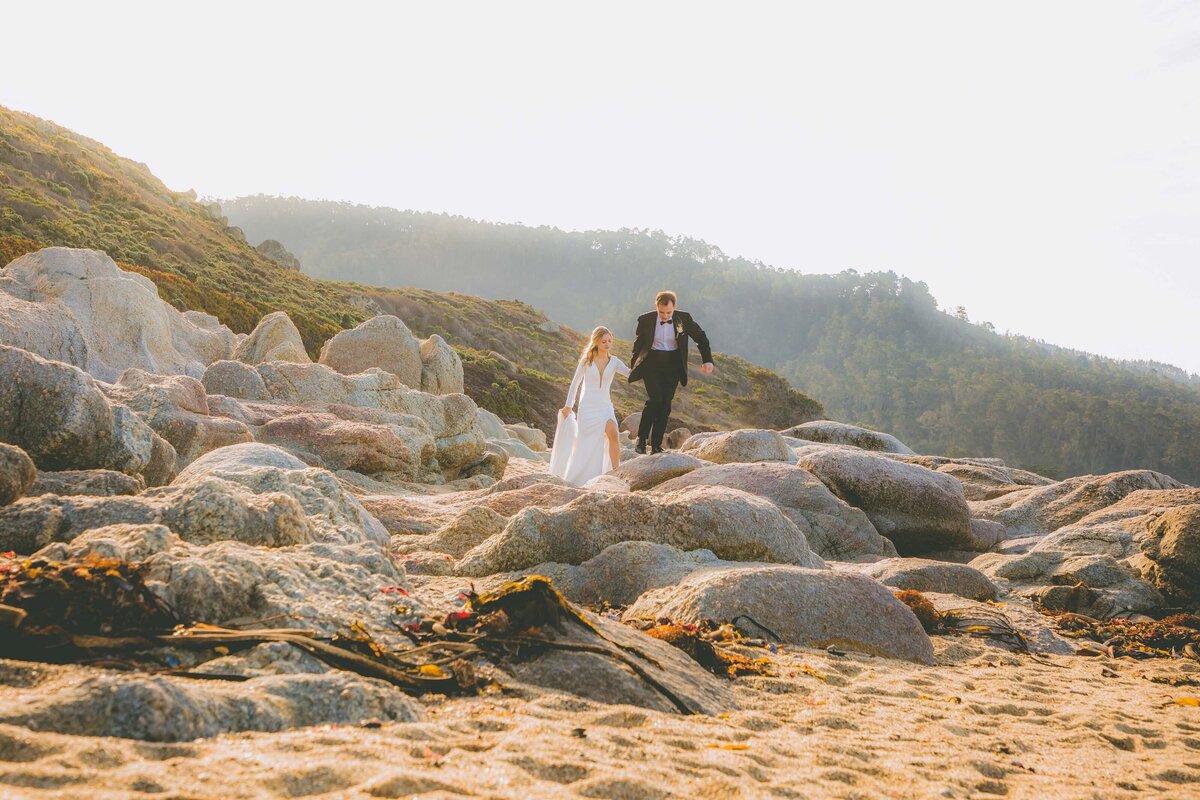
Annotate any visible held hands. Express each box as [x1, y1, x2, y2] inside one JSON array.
[[700, 362, 715, 376]]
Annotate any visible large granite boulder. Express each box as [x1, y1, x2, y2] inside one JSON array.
[[319, 315, 422, 388], [1139, 505, 1200, 605], [202, 359, 269, 401], [0, 345, 177, 483], [795, 447, 978, 555], [0, 443, 36, 506], [255, 411, 434, 478], [0, 657, 421, 741], [233, 312, 311, 365], [852, 557, 998, 601], [104, 369, 253, 467], [206, 361, 489, 480], [651, 462, 896, 561], [898, 458, 1055, 501], [419, 334, 464, 395], [680, 429, 794, 464], [503, 422, 547, 453], [625, 566, 935, 664], [455, 485, 825, 577], [969, 470, 1189, 539], [610, 452, 708, 491], [34, 522, 411, 639], [0, 247, 236, 380], [781, 420, 915, 454], [28, 469, 144, 497]]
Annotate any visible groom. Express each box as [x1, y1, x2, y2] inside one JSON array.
[[628, 290, 714, 454]]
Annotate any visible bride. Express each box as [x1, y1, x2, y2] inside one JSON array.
[[548, 326, 630, 486]]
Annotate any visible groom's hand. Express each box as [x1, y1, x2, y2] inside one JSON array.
[[701, 362, 714, 376]]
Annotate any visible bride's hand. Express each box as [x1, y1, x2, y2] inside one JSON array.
[[560, 407, 572, 419]]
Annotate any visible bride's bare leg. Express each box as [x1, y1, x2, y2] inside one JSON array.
[[605, 420, 620, 470]]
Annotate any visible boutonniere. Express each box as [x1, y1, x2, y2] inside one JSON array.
[[674, 321, 684, 337]]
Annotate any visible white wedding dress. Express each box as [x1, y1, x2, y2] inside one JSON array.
[[548, 355, 630, 486]]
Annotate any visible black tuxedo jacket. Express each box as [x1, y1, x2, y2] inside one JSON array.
[[627, 310, 713, 387]]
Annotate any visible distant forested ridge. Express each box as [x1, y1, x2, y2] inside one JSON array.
[[222, 195, 1200, 483]]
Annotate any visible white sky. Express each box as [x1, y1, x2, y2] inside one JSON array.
[[3, 1, 1198, 373]]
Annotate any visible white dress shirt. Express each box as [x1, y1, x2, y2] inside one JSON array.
[[651, 317, 678, 351]]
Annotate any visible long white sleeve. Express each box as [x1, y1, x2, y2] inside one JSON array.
[[564, 361, 585, 408], [613, 356, 631, 377]]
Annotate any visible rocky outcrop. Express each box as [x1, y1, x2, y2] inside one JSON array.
[[680, 429, 794, 464], [0, 658, 421, 741], [969, 470, 1189, 539], [319, 315, 422, 388], [202, 359, 269, 401], [625, 566, 935, 664], [781, 420, 915, 454], [852, 558, 998, 601], [795, 447, 979, 555], [233, 312, 311, 365], [204, 361, 490, 481], [29, 469, 144, 497], [104, 369, 254, 467], [610, 452, 708, 491], [254, 239, 301, 270], [419, 334, 464, 395], [455, 486, 824, 577], [1139, 505, 1200, 605], [651, 463, 896, 561], [0, 345, 177, 483], [0, 443, 36, 505], [0, 248, 237, 381], [503, 423, 547, 453]]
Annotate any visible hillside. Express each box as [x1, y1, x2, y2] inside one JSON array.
[[0, 105, 820, 435], [221, 196, 1200, 483]]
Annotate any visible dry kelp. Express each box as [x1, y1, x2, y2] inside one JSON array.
[[1, 561, 698, 712], [1050, 612, 1200, 660], [895, 589, 1030, 652], [643, 623, 771, 678]]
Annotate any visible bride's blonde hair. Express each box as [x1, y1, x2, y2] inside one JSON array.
[[580, 326, 613, 366]]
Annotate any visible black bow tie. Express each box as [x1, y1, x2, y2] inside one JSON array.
[[659, 319, 672, 325]]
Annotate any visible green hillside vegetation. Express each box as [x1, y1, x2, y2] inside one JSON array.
[[221, 196, 1200, 484], [0, 105, 819, 435]]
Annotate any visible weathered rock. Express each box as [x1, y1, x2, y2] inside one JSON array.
[[795, 448, 976, 555], [625, 566, 935, 664], [256, 411, 432, 478], [0, 345, 176, 482], [28, 469, 144, 497], [680, 429, 794, 464], [610, 452, 707, 491], [233, 312, 311, 365], [34, 522, 409, 637], [503, 422, 547, 452], [319, 315, 421, 387], [665, 427, 692, 450], [255, 238, 301, 270], [852, 558, 998, 601], [173, 443, 389, 545], [0, 247, 235, 381], [500, 541, 730, 606], [926, 460, 1054, 501], [620, 412, 642, 436], [0, 443, 36, 505], [202, 359, 269, 401], [463, 440, 509, 482], [104, 369, 253, 467], [419, 334, 464, 394], [0, 660, 421, 741], [781, 420, 915, 454], [651, 463, 895, 561], [1137, 505, 1200, 605], [456, 486, 824, 577], [969, 470, 1188, 539], [210, 361, 488, 480]]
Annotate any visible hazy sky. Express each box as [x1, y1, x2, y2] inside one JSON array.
[[3, 1, 1198, 373]]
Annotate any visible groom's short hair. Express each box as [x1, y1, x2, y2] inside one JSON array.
[[655, 290, 677, 307]]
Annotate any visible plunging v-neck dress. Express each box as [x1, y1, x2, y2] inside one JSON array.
[[548, 356, 630, 486]]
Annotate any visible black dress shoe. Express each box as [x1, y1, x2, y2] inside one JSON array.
[[635, 439, 647, 454], [651, 446, 665, 455]]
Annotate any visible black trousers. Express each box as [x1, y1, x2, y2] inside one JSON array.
[[637, 350, 681, 449]]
